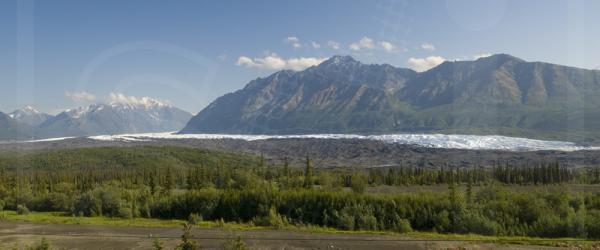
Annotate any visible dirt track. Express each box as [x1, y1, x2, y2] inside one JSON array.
[[0, 221, 571, 250]]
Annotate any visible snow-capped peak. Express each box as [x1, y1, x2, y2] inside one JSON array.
[[39, 99, 191, 137], [64, 105, 93, 119], [10, 106, 42, 118], [22, 105, 40, 113], [8, 105, 53, 126]]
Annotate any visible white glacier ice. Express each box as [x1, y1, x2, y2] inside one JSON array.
[[84, 132, 600, 152]]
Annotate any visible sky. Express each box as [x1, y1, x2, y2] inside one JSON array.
[[1, 0, 599, 114]]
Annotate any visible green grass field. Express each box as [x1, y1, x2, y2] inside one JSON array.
[[2, 211, 598, 248]]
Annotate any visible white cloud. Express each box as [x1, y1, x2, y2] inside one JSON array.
[[107, 93, 168, 106], [473, 53, 493, 59], [65, 91, 96, 102], [236, 54, 286, 70], [379, 41, 398, 52], [236, 53, 326, 71], [349, 36, 375, 51], [421, 42, 435, 51], [236, 56, 260, 68], [284, 36, 302, 48], [286, 57, 326, 71], [286, 36, 299, 43], [311, 41, 321, 49], [327, 40, 341, 50], [407, 56, 446, 72]]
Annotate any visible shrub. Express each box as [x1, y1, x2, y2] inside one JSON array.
[[356, 213, 378, 231], [395, 219, 413, 233], [152, 237, 164, 250], [338, 212, 355, 230], [27, 237, 51, 250], [17, 204, 30, 215], [117, 206, 133, 219], [216, 218, 225, 227], [223, 236, 248, 250], [531, 215, 568, 238], [96, 187, 123, 217], [253, 207, 288, 228], [459, 213, 499, 236], [433, 210, 450, 233], [586, 210, 600, 239], [337, 203, 378, 231], [350, 174, 367, 194], [73, 192, 101, 216], [568, 208, 587, 238], [188, 213, 202, 225]]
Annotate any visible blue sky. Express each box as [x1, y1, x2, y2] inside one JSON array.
[[1, 0, 599, 114]]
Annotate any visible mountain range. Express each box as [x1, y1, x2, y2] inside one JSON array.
[[9, 106, 53, 127], [181, 54, 600, 142], [0, 99, 191, 140], [4, 54, 600, 143]]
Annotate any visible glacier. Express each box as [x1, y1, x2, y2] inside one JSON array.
[[84, 132, 600, 152]]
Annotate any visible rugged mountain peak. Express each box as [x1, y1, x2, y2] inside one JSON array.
[[475, 53, 525, 66], [182, 54, 600, 141], [479, 53, 522, 61], [9, 106, 53, 127], [62, 104, 102, 119], [22, 105, 38, 113], [323, 55, 358, 65], [9, 105, 42, 118], [432, 53, 524, 71], [314, 55, 361, 70]]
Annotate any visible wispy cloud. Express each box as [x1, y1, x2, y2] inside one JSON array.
[[65, 91, 96, 102], [284, 36, 302, 48], [407, 56, 446, 72], [421, 42, 435, 51], [286, 57, 326, 71], [236, 53, 326, 71], [473, 53, 493, 59], [236, 54, 286, 70], [379, 41, 395, 52], [349, 36, 375, 51], [311, 41, 321, 49], [379, 41, 406, 53], [327, 40, 341, 50], [217, 54, 228, 61]]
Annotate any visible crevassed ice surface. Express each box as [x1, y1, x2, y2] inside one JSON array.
[[85, 132, 600, 152]]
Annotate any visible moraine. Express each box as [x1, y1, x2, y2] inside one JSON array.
[[75, 132, 600, 152]]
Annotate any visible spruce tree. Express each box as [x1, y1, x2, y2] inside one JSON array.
[[164, 167, 174, 195], [303, 155, 313, 189], [176, 223, 199, 250]]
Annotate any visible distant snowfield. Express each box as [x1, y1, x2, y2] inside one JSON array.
[[80, 132, 599, 152]]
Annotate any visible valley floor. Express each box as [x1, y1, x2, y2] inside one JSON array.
[[3, 137, 600, 169], [0, 218, 587, 250]]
